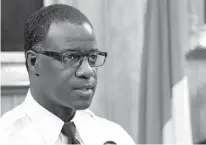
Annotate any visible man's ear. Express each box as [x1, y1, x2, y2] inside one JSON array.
[[26, 50, 39, 76]]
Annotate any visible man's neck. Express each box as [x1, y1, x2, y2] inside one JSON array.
[[31, 89, 75, 122]]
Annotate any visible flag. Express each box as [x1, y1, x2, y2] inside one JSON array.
[[138, 0, 193, 144]]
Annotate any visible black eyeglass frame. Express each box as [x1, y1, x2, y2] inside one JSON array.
[[30, 49, 108, 68]]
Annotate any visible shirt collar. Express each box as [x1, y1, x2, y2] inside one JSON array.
[[23, 89, 95, 144], [23, 89, 64, 145]]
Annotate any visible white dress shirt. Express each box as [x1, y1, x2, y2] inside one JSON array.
[[0, 89, 135, 145]]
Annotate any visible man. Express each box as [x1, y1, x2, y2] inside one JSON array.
[[0, 4, 135, 145]]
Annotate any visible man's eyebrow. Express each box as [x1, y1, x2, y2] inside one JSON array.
[[61, 48, 99, 53]]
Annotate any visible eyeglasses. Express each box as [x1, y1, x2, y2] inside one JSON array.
[[31, 49, 107, 68]]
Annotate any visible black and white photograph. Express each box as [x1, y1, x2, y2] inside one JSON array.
[[1, 0, 206, 144]]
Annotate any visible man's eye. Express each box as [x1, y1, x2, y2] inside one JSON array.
[[63, 54, 81, 63], [67, 54, 80, 60], [89, 54, 97, 61]]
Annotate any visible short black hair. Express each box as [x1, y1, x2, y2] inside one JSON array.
[[24, 4, 92, 52], [24, 4, 93, 69]]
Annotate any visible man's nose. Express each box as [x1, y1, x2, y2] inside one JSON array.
[[75, 58, 95, 79]]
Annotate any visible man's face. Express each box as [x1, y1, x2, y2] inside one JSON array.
[[38, 21, 98, 110]]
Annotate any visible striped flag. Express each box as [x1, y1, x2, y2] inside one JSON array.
[[138, 0, 193, 144]]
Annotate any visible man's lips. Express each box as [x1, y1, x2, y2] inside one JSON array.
[[74, 84, 94, 90], [73, 84, 94, 97]]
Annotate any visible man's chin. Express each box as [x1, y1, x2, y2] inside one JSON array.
[[74, 102, 92, 110]]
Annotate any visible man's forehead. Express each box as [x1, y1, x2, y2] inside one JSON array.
[[48, 21, 94, 38], [43, 21, 97, 52], [82, 22, 93, 34]]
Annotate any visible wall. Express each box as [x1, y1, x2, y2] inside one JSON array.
[[186, 0, 206, 143]]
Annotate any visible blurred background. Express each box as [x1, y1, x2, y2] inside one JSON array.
[[1, 0, 206, 143]]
